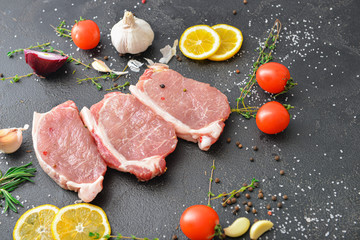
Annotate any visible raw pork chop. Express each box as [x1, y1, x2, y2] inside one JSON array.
[[130, 65, 231, 151], [80, 92, 177, 181], [32, 101, 107, 202]]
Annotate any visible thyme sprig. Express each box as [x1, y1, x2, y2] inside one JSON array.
[[0, 162, 36, 213], [232, 19, 282, 118], [7, 42, 51, 57], [50, 20, 72, 39], [106, 81, 130, 91], [273, 77, 297, 98], [1, 73, 34, 83], [77, 73, 118, 90], [211, 178, 259, 203], [89, 232, 159, 240], [207, 160, 216, 207]]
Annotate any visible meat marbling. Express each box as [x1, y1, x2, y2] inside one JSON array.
[[80, 92, 177, 181], [130, 64, 231, 151], [32, 101, 107, 202]]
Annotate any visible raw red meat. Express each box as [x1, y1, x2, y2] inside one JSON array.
[[130, 65, 231, 151], [32, 101, 107, 202], [80, 92, 177, 181]]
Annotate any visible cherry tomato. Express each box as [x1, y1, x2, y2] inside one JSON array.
[[180, 205, 219, 240], [71, 20, 100, 50], [256, 101, 290, 134], [256, 62, 290, 94]]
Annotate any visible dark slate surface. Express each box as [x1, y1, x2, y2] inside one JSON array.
[[1, 0, 360, 239]]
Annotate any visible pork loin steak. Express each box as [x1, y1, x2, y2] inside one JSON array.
[[130, 65, 231, 151], [32, 101, 107, 202], [80, 92, 177, 181]]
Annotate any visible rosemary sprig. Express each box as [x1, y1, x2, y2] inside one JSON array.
[[211, 178, 259, 203], [0, 162, 36, 213], [89, 232, 159, 240], [50, 20, 72, 39], [7, 42, 51, 57], [232, 19, 282, 117], [106, 81, 130, 91], [207, 160, 216, 207], [77, 73, 118, 90], [1, 73, 34, 83]]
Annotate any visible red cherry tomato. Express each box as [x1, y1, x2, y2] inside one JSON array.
[[256, 62, 290, 94], [71, 20, 100, 50], [256, 101, 290, 134], [180, 205, 219, 240]]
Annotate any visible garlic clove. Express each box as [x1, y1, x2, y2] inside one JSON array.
[[0, 124, 28, 154], [91, 58, 128, 76], [91, 58, 112, 72]]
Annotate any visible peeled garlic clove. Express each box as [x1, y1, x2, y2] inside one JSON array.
[[224, 217, 250, 237], [249, 220, 274, 240], [0, 124, 29, 154]]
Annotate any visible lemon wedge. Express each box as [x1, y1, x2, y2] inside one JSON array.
[[208, 24, 243, 61], [13, 204, 59, 240], [179, 25, 221, 60], [51, 203, 111, 240]]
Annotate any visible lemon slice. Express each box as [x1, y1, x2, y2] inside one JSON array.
[[179, 25, 221, 60], [13, 204, 59, 240], [208, 24, 243, 61], [51, 203, 111, 240]]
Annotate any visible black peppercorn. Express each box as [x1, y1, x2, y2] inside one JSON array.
[[160, 84, 165, 88]]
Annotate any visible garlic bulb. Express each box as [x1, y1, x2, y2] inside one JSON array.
[[0, 124, 29, 154], [111, 11, 154, 54]]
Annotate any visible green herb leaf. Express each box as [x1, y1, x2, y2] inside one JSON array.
[[0, 162, 36, 213]]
